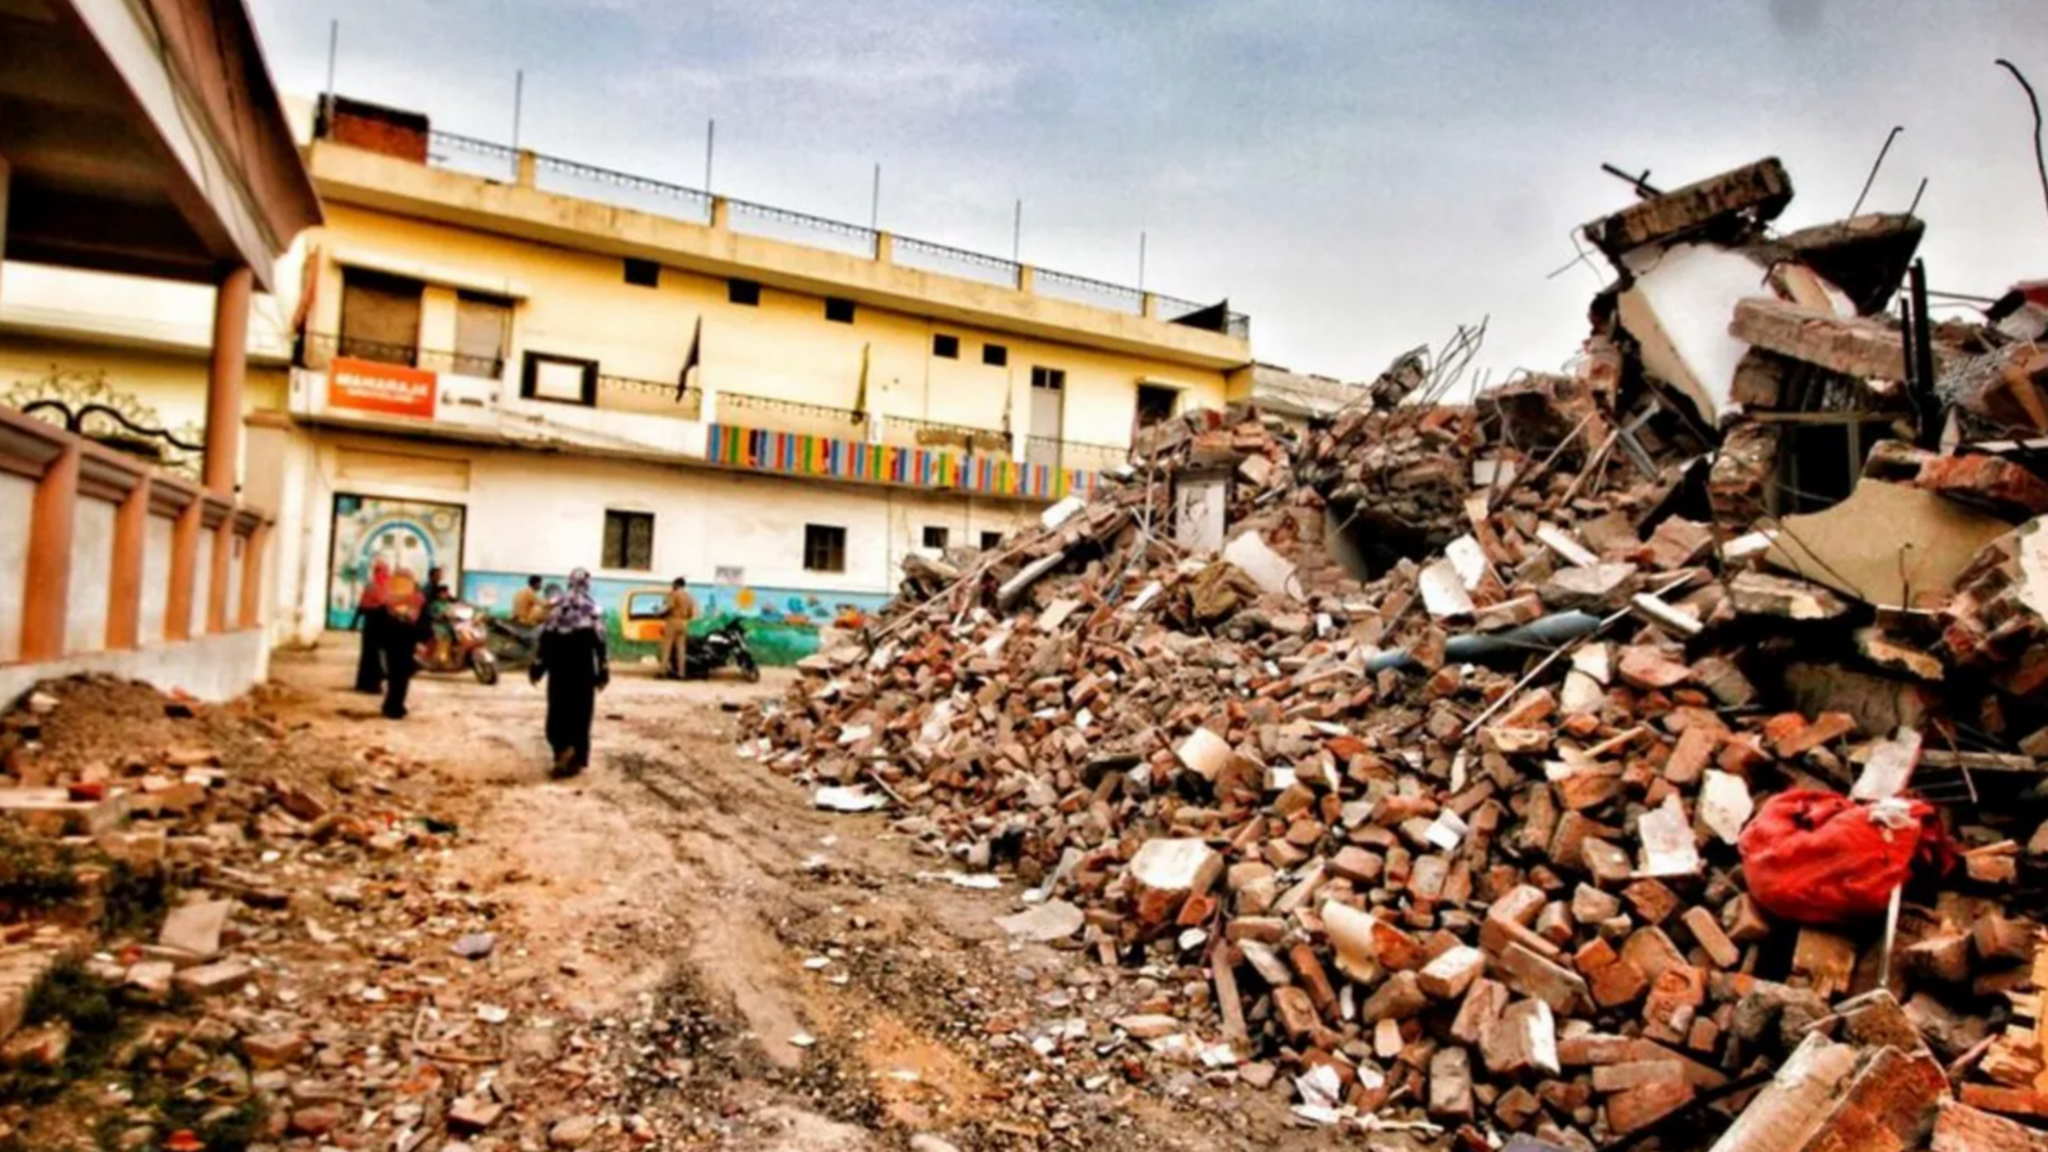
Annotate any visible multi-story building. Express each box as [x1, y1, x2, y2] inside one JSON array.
[[5, 90, 1255, 667], [275, 97, 1252, 661]]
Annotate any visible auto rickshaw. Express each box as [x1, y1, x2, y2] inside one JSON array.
[[621, 588, 673, 646]]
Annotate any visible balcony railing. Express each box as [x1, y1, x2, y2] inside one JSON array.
[[298, 332, 506, 380], [388, 127, 1251, 339], [713, 389, 1127, 470]]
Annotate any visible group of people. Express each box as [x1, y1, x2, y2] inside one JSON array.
[[351, 565, 615, 777], [351, 561, 449, 719]]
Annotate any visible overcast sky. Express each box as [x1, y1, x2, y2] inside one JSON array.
[[247, 0, 2048, 386]]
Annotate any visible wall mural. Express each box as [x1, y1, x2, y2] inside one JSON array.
[[463, 569, 890, 666], [326, 495, 468, 629]]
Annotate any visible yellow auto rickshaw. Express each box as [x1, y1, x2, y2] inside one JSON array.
[[620, 587, 673, 644]]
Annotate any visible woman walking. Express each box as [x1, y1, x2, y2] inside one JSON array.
[[379, 567, 430, 720], [352, 560, 392, 694], [530, 568, 609, 776]]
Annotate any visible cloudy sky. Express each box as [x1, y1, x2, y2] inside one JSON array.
[[247, 0, 2048, 385]]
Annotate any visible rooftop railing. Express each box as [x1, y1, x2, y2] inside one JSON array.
[[400, 128, 1250, 339]]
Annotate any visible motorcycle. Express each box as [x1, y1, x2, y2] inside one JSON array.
[[482, 615, 541, 670], [415, 601, 500, 685], [681, 619, 761, 683]]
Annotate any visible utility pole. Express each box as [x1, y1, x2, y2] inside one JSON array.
[[870, 163, 881, 231], [511, 69, 525, 150], [323, 19, 338, 126], [1012, 199, 1022, 263], [704, 118, 716, 192], [1138, 231, 1148, 291]]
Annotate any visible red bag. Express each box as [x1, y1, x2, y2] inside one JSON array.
[[1737, 790, 1949, 926]]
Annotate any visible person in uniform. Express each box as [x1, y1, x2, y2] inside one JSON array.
[[660, 576, 699, 678]]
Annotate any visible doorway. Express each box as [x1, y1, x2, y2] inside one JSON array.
[[1027, 366, 1066, 470]]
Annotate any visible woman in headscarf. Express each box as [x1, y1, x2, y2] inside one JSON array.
[[529, 568, 609, 776], [351, 559, 392, 694], [379, 566, 431, 720]]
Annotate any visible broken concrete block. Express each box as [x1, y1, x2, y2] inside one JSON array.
[[1429, 1043, 1475, 1120], [173, 960, 253, 999], [1419, 558, 1477, 619], [1705, 1033, 1859, 1152], [1698, 770, 1754, 845], [1636, 795, 1702, 878], [1174, 728, 1233, 782], [1222, 531, 1299, 600], [1731, 296, 1924, 382], [1540, 563, 1642, 612], [157, 900, 233, 961], [1128, 839, 1224, 925], [1582, 157, 1792, 258], [1729, 571, 1853, 621]]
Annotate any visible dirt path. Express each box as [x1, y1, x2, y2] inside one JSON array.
[[267, 642, 1317, 1151]]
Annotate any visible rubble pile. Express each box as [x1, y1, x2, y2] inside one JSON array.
[[745, 157, 2048, 1148]]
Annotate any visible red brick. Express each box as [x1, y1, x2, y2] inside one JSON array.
[[1606, 1081, 1695, 1135]]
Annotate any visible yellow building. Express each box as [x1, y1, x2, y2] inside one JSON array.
[[8, 92, 1255, 665]]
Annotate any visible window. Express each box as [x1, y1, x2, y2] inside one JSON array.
[[338, 268, 424, 365], [1136, 383, 1179, 428], [922, 526, 950, 550], [983, 343, 1009, 367], [932, 333, 960, 359], [824, 297, 856, 324], [624, 258, 661, 288], [522, 351, 599, 406], [454, 292, 512, 378], [804, 524, 847, 573], [1031, 366, 1066, 392], [729, 278, 761, 306], [603, 510, 655, 571], [980, 531, 1003, 551]]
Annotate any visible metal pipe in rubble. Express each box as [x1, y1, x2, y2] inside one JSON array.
[[1365, 611, 1603, 673]]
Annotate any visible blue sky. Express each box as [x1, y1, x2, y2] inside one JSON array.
[[248, 0, 2048, 385]]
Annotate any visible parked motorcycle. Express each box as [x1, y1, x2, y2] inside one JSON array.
[[415, 601, 500, 685], [681, 619, 761, 683], [482, 615, 541, 670]]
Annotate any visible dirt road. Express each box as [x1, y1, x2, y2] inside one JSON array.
[[267, 642, 1318, 1151]]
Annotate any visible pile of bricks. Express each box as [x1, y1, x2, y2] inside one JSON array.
[[740, 156, 2048, 1149]]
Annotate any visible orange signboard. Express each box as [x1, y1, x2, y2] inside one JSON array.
[[329, 357, 438, 419]]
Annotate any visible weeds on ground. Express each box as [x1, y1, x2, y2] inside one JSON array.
[[0, 830, 84, 916], [0, 962, 266, 1152]]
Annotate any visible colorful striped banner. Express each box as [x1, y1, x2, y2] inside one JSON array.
[[705, 423, 1098, 501]]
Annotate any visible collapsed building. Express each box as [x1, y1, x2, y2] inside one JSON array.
[[745, 156, 2048, 1150]]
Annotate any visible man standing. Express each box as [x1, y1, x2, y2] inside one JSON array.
[[661, 576, 699, 679]]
